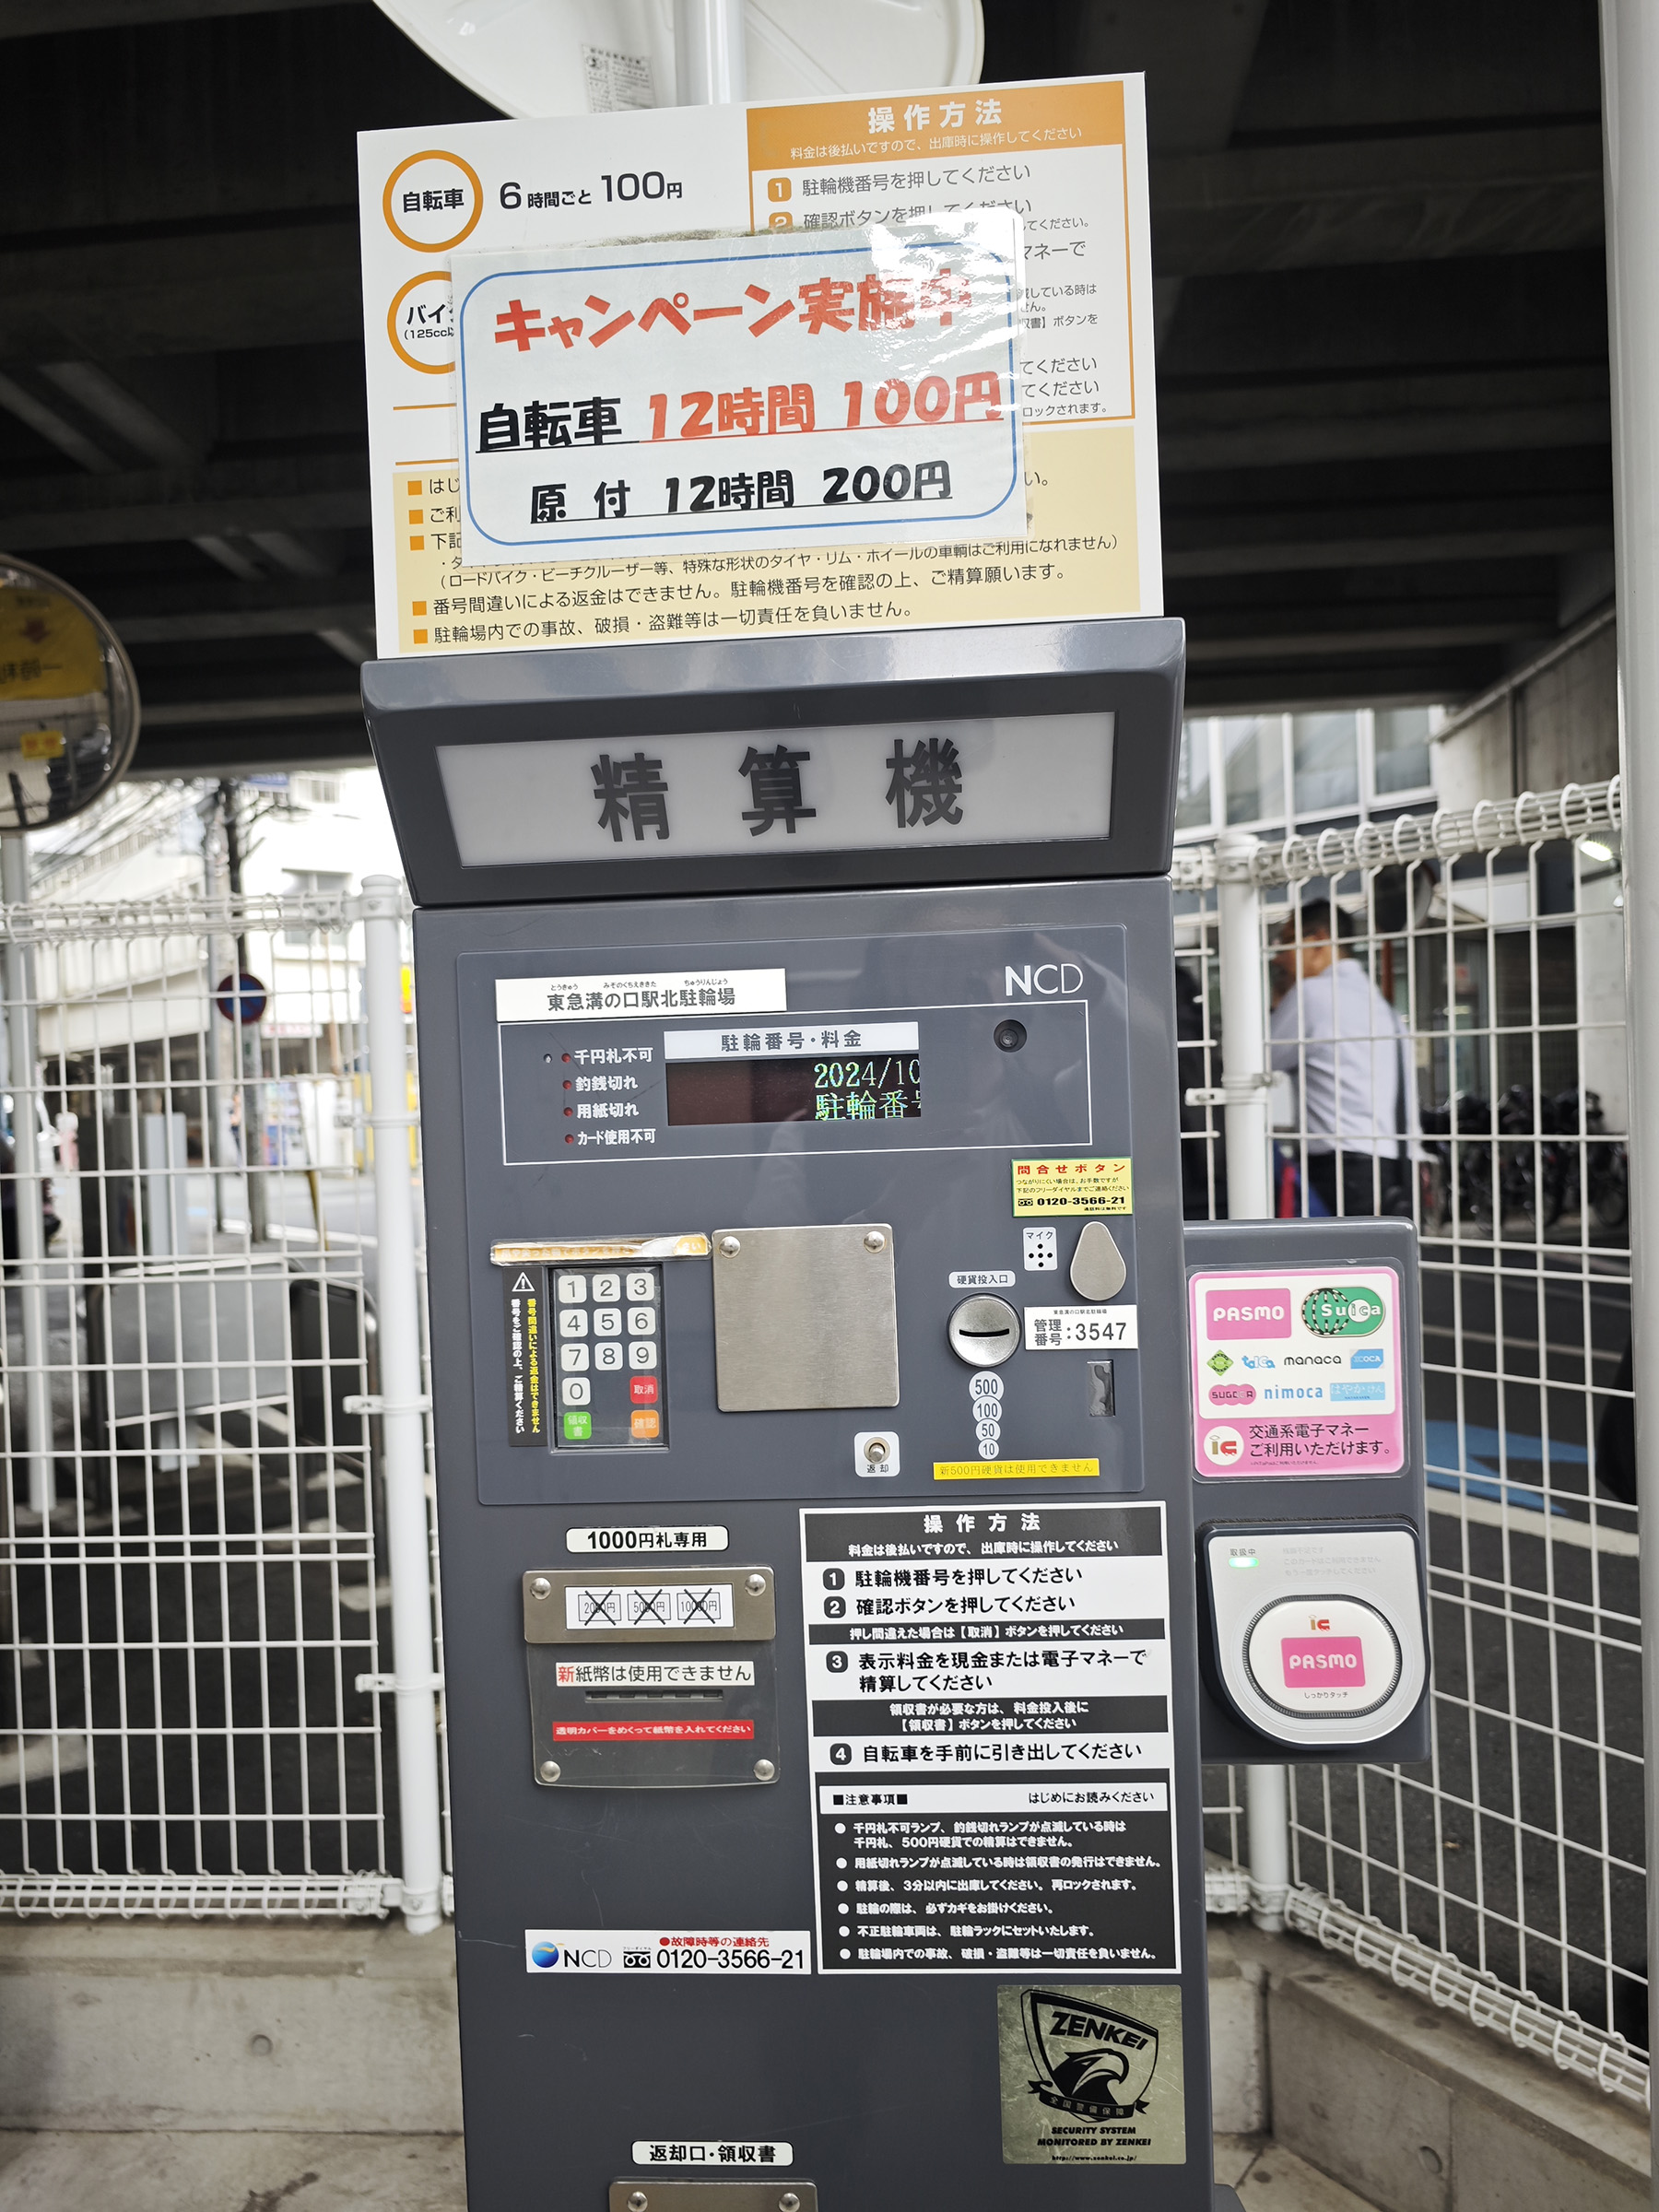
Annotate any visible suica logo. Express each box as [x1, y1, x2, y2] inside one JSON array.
[[1006, 963, 1084, 997]]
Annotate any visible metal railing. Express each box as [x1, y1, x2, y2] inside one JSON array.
[[0, 876, 443, 1923], [1183, 778, 1646, 2108]]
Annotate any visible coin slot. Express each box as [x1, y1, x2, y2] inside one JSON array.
[[947, 1294, 1021, 1368]]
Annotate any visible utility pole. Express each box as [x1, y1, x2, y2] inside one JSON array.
[[218, 782, 266, 1244]]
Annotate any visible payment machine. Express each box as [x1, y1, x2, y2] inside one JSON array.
[[364, 618, 1429, 2212]]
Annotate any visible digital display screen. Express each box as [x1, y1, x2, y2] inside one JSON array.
[[666, 1052, 923, 1127]]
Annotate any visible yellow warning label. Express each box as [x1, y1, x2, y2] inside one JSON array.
[[1012, 1158, 1132, 1215], [933, 1459, 1100, 1482], [19, 728, 64, 759]]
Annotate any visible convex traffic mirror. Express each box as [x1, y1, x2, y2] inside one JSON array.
[[0, 559, 139, 830]]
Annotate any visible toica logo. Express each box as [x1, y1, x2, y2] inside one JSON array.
[[1301, 1284, 1386, 1337]]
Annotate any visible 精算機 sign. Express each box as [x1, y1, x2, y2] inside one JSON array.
[[453, 217, 1024, 563]]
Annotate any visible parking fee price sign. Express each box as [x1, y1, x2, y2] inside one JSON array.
[[453, 217, 1023, 564], [358, 75, 1159, 654], [801, 1502, 1179, 1975]]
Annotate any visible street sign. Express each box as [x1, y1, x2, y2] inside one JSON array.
[[215, 972, 267, 1025]]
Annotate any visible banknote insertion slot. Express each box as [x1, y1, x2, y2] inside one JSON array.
[[524, 1567, 779, 1790]]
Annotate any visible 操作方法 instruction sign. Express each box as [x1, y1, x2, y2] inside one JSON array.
[[453, 217, 1024, 563], [800, 1502, 1179, 1974], [358, 76, 1159, 655]]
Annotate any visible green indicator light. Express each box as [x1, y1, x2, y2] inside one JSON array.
[[1229, 1555, 1258, 1569]]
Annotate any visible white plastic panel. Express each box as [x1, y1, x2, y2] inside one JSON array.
[[1204, 1522, 1426, 1749]]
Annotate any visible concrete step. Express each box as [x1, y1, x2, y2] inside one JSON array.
[[1218, 2135, 1382, 2212], [0, 1920, 462, 2136], [0, 1913, 1642, 2210], [0, 2130, 465, 2211], [0, 2131, 1371, 2212]]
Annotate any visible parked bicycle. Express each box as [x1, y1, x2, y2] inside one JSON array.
[[1420, 1087, 1628, 1233]]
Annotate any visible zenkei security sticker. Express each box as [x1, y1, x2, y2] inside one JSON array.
[[998, 1984, 1185, 2165]]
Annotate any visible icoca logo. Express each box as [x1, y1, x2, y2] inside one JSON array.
[[1006, 963, 1084, 997]]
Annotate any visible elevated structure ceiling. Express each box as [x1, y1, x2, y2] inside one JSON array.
[[0, 0, 1611, 772]]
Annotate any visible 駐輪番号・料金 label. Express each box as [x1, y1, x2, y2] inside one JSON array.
[[1188, 1266, 1403, 1476]]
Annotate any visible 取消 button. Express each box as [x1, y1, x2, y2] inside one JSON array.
[[629, 1409, 660, 1440], [560, 1377, 591, 1406], [628, 1342, 657, 1371], [629, 1376, 658, 1405]]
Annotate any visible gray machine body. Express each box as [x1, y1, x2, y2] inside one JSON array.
[[369, 620, 1429, 2212]]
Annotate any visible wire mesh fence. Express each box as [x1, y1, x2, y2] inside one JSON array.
[[0, 884, 433, 1916], [1, 773, 1646, 2071], [1178, 779, 1645, 2096]]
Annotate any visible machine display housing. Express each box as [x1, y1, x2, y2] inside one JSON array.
[[361, 618, 1183, 909]]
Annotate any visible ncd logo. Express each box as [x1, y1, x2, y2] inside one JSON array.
[[1005, 963, 1084, 997], [529, 1942, 612, 1971]]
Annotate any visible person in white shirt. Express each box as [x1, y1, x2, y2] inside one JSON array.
[[1269, 899, 1413, 1217]]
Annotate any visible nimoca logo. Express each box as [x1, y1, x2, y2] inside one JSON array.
[[1020, 1989, 1160, 2119]]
